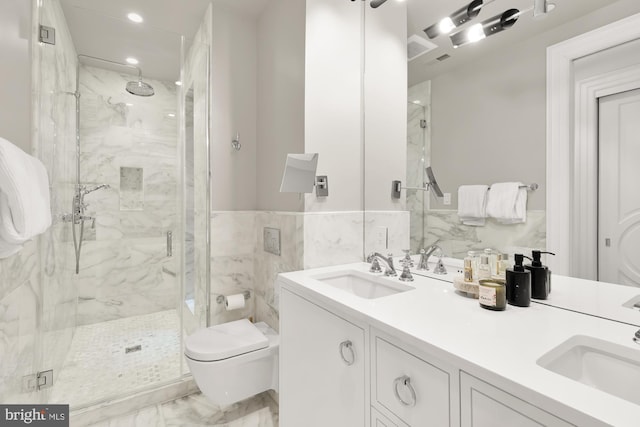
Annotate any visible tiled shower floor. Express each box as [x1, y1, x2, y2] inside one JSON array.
[[50, 310, 182, 408]]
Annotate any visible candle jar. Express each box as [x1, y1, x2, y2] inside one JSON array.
[[478, 279, 507, 311]]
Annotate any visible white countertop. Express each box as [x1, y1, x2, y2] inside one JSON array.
[[534, 274, 640, 327], [278, 262, 640, 427]]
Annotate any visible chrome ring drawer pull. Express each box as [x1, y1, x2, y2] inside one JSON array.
[[394, 375, 417, 407], [339, 340, 355, 366]]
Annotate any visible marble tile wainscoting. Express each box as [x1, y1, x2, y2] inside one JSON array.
[[425, 209, 547, 258], [210, 210, 409, 333]]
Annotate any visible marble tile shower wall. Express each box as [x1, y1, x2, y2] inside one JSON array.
[[0, 0, 78, 403], [182, 12, 211, 336], [0, 241, 41, 403], [75, 65, 178, 326], [407, 80, 431, 253]]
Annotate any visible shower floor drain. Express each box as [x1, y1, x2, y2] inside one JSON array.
[[125, 345, 142, 354]]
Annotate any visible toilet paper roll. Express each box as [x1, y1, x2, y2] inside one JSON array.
[[225, 294, 246, 311]]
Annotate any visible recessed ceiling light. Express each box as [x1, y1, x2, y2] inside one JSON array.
[[175, 81, 182, 86], [126, 103, 133, 107], [126, 57, 139, 65], [167, 113, 176, 118], [127, 13, 143, 23]]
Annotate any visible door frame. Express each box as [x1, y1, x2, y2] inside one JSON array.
[[547, 12, 640, 278]]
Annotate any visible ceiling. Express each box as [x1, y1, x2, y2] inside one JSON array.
[[406, 0, 621, 85], [58, 0, 626, 85], [59, 0, 213, 82]]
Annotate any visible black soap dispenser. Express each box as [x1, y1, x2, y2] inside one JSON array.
[[506, 254, 532, 307], [525, 250, 556, 300]]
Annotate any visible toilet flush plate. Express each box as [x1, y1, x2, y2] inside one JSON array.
[[264, 227, 281, 256]]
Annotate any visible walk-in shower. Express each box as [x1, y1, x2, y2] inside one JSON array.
[[22, 0, 213, 415], [64, 54, 156, 274]]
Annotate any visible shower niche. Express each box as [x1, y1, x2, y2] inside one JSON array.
[[119, 166, 144, 211]]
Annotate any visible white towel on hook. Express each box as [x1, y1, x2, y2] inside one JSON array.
[[457, 185, 488, 226], [486, 182, 527, 224], [0, 136, 52, 258]]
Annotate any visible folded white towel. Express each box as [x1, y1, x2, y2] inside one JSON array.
[[486, 182, 527, 224], [0, 137, 52, 258], [457, 185, 489, 226]]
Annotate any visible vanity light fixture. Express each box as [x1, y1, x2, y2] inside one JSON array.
[[127, 13, 143, 23], [450, 8, 519, 48], [424, 0, 487, 39], [449, 0, 556, 48], [370, 0, 388, 7]]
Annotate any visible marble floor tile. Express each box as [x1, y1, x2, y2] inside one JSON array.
[[161, 392, 278, 427], [82, 405, 164, 427], [51, 310, 182, 408], [82, 391, 278, 427]]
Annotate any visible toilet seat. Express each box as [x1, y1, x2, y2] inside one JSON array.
[[185, 319, 269, 362]]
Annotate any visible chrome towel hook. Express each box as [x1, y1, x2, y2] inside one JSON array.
[[231, 132, 241, 151]]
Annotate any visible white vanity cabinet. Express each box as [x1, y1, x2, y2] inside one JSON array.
[[280, 289, 366, 427], [460, 372, 574, 427], [371, 330, 459, 427], [372, 407, 402, 427]]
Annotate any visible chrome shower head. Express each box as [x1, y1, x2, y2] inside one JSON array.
[[126, 79, 154, 97]]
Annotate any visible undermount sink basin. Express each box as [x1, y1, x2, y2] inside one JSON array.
[[537, 335, 640, 405], [312, 270, 414, 299]]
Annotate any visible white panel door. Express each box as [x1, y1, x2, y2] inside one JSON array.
[[598, 88, 640, 286], [280, 289, 365, 427]]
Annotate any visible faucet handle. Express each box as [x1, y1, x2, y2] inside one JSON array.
[[369, 257, 382, 273], [433, 258, 447, 275], [399, 265, 414, 282], [401, 249, 414, 267]]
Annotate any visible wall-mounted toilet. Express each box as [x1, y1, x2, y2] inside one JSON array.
[[185, 319, 279, 406]]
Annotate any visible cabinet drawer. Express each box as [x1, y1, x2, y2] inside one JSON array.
[[372, 407, 404, 427], [374, 336, 451, 426], [460, 372, 574, 427]]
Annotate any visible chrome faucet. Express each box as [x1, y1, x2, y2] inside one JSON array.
[[367, 252, 397, 276], [417, 244, 442, 271], [634, 329, 640, 345], [81, 183, 110, 196]]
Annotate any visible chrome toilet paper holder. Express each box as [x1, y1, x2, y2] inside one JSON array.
[[216, 291, 251, 305]]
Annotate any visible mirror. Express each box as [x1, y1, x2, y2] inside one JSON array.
[[280, 153, 319, 193], [398, 0, 640, 273]]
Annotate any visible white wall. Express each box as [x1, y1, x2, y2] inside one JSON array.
[[256, 0, 306, 212], [211, 3, 258, 211], [304, 0, 363, 212], [429, 0, 640, 211], [364, 0, 407, 212], [0, 0, 31, 152]]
